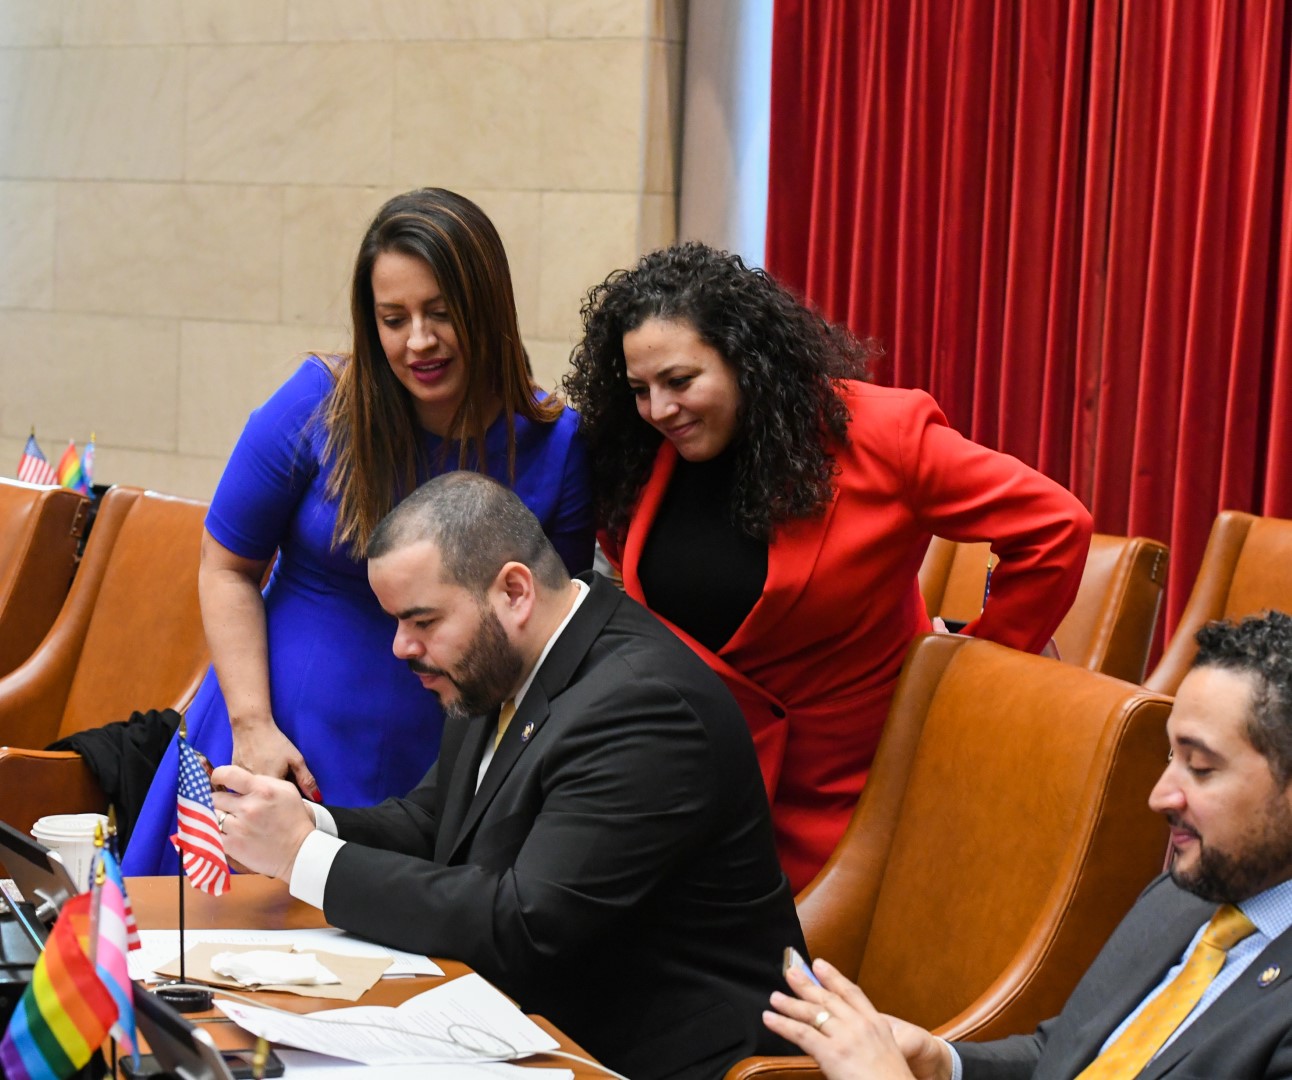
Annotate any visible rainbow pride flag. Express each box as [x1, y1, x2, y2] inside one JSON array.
[[55, 441, 86, 495], [0, 892, 117, 1080]]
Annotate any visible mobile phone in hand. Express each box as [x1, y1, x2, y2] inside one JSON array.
[[782, 946, 822, 987]]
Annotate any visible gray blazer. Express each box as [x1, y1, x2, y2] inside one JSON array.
[[321, 572, 805, 1080], [957, 874, 1292, 1079]]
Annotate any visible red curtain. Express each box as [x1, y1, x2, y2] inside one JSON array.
[[767, 0, 1292, 642]]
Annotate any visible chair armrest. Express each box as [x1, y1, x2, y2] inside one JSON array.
[[0, 642, 85, 749], [0, 748, 106, 837], [724, 1057, 824, 1080]]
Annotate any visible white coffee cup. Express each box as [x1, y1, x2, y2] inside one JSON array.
[[31, 813, 109, 890]]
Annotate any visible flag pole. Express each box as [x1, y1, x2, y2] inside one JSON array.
[[89, 825, 120, 1079], [88, 824, 105, 967], [177, 845, 185, 983], [96, 820, 121, 1080], [153, 716, 213, 1013]]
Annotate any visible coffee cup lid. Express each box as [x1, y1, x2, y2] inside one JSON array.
[[31, 813, 109, 839]]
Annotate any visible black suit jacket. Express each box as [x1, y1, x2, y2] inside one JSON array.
[[957, 875, 1292, 1079], [323, 573, 805, 1080]]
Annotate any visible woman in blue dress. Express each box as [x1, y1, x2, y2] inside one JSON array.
[[125, 188, 593, 873]]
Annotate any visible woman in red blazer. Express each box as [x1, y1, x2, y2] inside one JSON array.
[[564, 243, 1092, 892]]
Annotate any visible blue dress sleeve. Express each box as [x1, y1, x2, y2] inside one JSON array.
[[205, 358, 333, 561], [544, 408, 595, 574]]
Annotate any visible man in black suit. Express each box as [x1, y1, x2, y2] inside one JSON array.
[[764, 610, 1292, 1079], [213, 471, 805, 1080]]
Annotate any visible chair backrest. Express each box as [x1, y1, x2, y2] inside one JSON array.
[[60, 488, 209, 738], [0, 480, 87, 678], [0, 486, 209, 749], [919, 533, 1169, 683], [1146, 511, 1292, 695], [796, 634, 1171, 1041]]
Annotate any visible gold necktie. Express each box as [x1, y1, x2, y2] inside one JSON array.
[[1075, 904, 1257, 1079], [493, 698, 517, 751]]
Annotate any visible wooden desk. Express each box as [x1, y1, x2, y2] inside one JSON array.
[[127, 875, 607, 1077]]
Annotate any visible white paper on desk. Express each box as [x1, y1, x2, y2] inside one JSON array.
[[217, 972, 557, 1066], [276, 1048, 574, 1079], [129, 928, 442, 982]]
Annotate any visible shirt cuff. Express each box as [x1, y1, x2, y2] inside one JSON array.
[[946, 1040, 963, 1080], [310, 802, 339, 837], [287, 807, 343, 909]]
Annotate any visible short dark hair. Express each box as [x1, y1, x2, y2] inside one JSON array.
[[1193, 610, 1292, 784], [369, 472, 570, 595]]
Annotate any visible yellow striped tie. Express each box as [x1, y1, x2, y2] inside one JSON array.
[[1075, 904, 1256, 1078], [493, 698, 517, 751]]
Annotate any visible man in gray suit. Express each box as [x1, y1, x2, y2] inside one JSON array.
[[765, 610, 1292, 1079], [212, 471, 804, 1080]]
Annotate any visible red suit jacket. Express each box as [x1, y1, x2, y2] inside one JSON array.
[[608, 383, 1092, 891]]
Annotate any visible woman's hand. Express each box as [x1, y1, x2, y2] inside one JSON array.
[[230, 721, 321, 802], [763, 958, 952, 1080], [199, 529, 321, 803]]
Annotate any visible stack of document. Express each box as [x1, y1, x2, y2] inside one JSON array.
[[219, 973, 570, 1076], [129, 927, 443, 980]]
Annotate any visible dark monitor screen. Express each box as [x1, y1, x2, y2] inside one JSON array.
[[0, 817, 81, 927], [133, 985, 235, 1080]]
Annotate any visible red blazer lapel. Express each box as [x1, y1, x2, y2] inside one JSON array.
[[621, 442, 675, 606], [620, 441, 839, 668], [723, 492, 839, 658]]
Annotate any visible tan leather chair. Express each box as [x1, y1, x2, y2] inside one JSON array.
[[1146, 511, 1292, 695], [0, 486, 209, 835], [0, 480, 88, 678], [726, 634, 1171, 1080], [919, 533, 1169, 683]]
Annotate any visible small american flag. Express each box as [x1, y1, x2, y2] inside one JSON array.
[[16, 433, 57, 486], [169, 737, 229, 896]]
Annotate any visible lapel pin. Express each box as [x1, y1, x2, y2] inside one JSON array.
[[1258, 965, 1280, 987], [521, 721, 535, 743]]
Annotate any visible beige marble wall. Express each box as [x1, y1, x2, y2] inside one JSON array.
[[0, 0, 683, 498]]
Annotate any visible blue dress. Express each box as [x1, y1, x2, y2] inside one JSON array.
[[123, 358, 593, 874]]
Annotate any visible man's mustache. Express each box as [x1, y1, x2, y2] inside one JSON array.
[[408, 658, 451, 679], [1164, 812, 1200, 839]]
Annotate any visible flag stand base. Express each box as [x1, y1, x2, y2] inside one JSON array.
[[152, 983, 213, 1013]]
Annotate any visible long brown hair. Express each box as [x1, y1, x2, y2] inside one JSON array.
[[321, 188, 562, 554]]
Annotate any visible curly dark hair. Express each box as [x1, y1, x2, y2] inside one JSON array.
[[562, 242, 876, 543], [1194, 610, 1292, 784]]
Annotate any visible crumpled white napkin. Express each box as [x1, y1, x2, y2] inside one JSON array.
[[210, 950, 341, 986]]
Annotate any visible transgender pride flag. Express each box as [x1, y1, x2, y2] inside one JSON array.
[[91, 848, 139, 1064]]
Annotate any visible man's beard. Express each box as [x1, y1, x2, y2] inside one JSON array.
[[1169, 796, 1292, 903], [408, 605, 524, 723]]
